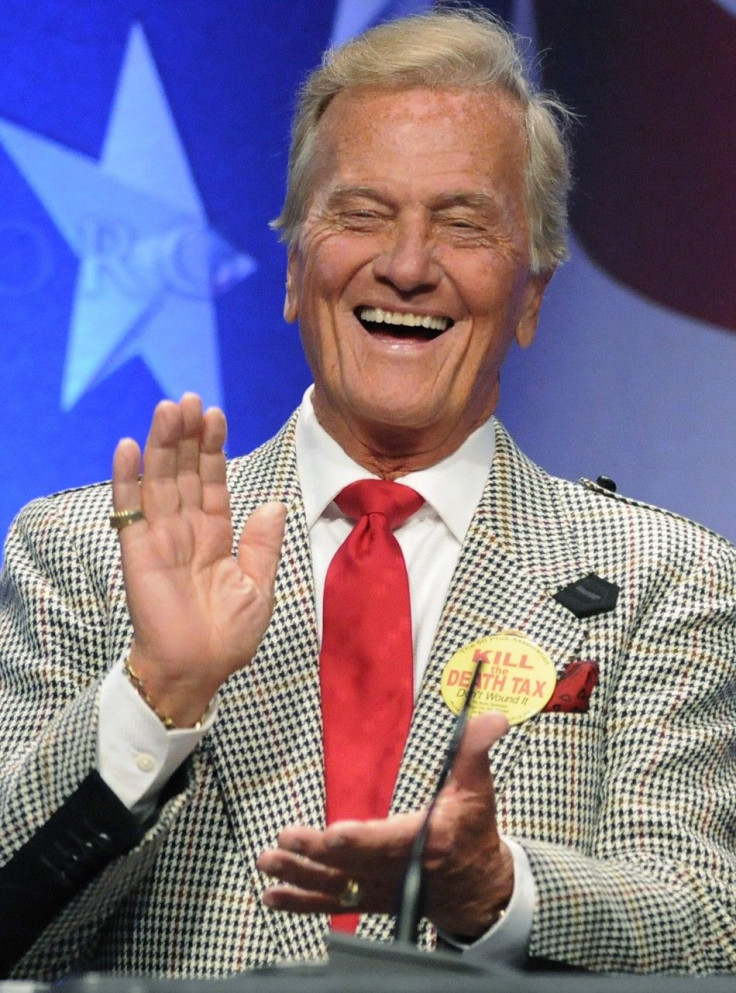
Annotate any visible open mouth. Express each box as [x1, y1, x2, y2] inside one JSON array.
[[355, 306, 453, 341]]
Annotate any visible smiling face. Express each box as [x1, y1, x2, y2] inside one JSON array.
[[284, 85, 548, 475]]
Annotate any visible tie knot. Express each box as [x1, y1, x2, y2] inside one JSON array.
[[335, 479, 423, 531]]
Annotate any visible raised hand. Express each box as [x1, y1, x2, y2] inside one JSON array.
[[257, 711, 513, 938], [112, 393, 285, 727]]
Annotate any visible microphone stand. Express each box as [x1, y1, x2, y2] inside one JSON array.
[[326, 659, 525, 988], [393, 657, 484, 946]]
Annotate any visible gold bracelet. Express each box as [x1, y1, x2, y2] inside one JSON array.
[[123, 660, 178, 729], [123, 660, 214, 730]]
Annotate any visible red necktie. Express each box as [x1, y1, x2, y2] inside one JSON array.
[[320, 479, 423, 932]]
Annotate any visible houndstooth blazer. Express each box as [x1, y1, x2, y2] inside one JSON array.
[[1, 414, 735, 979]]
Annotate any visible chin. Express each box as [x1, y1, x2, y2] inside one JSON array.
[[351, 394, 439, 431], [358, 407, 454, 453]]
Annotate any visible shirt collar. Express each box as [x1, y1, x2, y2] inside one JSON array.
[[295, 386, 495, 544]]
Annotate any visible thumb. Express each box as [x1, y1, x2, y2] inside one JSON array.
[[448, 711, 509, 793], [237, 501, 286, 591]]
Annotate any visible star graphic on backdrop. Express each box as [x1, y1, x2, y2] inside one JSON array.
[[0, 23, 256, 410]]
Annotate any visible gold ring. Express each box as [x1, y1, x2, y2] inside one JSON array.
[[338, 878, 364, 909], [109, 508, 145, 531]]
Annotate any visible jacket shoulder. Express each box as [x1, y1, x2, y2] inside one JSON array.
[[572, 475, 735, 551]]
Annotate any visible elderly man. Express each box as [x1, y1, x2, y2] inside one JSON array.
[[1, 8, 735, 980]]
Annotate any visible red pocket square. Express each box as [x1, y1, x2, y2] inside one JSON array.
[[542, 660, 599, 714]]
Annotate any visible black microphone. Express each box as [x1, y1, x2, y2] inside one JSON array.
[[393, 657, 484, 946]]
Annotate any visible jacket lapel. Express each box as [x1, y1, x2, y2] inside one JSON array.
[[206, 415, 328, 962], [359, 421, 593, 943]]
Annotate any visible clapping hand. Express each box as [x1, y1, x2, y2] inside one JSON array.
[[112, 393, 285, 727], [258, 711, 513, 939]]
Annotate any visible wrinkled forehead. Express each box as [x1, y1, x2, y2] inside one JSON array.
[[309, 85, 529, 220]]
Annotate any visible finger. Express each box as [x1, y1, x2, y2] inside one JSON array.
[[257, 848, 345, 896], [323, 814, 419, 865], [447, 710, 509, 795], [276, 813, 421, 872], [176, 393, 205, 510], [237, 502, 286, 590], [273, 825, 326, 853], [199, 406, 229, 517], [263, 875, 390, 916], [112, 437, 143, 514], [262, 885, 338, 915], [140, 399, 184, 518]]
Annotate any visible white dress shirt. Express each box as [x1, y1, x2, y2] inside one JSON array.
[[296, 386, 494, 690], [97, 387, 534, 964]]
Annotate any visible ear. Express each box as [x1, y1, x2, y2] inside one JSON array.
[[283, 254, 298, 324], [515, 272, 550, 349]]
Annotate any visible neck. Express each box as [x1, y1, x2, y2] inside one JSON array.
[[312, 403, 490, 480]]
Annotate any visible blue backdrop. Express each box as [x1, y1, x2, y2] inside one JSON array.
[[1, 0, 734, 549]]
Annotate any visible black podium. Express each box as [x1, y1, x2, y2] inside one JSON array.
[[40, 935, 736, 993]]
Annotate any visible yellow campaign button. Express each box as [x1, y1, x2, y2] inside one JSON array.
[[441, 632, 557, 725]]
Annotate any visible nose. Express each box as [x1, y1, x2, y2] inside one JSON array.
[[372, 213, 441, 293]]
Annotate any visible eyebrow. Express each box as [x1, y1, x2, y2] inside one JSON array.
[[432, 191, 500, 212], [325, 186, 390, 206], [325, 186, 502, 213]]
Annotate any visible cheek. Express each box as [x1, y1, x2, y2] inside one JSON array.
[[301, 225, 378, 297], [462, 259, 529, 331], [451, 282, 525, 379], [294, 258, 343, 322]]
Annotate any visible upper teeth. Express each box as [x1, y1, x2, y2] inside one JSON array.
[[358, 307, 450, 331]]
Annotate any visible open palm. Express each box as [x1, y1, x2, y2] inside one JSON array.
[[112, 394, 285, 727]]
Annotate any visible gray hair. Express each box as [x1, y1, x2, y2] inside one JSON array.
[[271, 7, 572, 274]]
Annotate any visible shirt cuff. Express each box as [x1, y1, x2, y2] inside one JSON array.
[[97, 658, 217, 811], [439, 836, 535, 968]]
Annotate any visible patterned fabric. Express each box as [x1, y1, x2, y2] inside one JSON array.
[[0, 414, 735, 978]]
